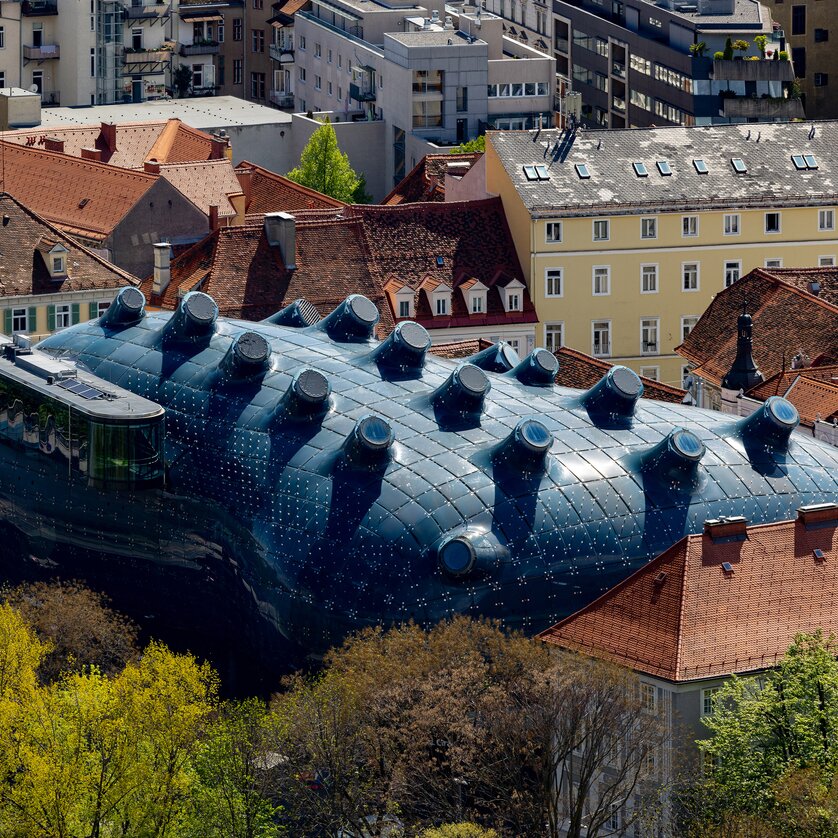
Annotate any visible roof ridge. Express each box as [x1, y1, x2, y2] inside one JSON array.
[[0, 140, 158, 180], [146, 118, 180, 163]]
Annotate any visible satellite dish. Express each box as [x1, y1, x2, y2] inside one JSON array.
[[28, 85, 39, 94]]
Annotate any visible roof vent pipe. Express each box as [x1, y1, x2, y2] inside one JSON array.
[[261, 298, 322, 328], [316, 295, 379, 342], [506, 348, 558, 386], [373, 321, 431, 373], [162, 291, 218, 343], [99, 286, 146, 328], [432, 363, 491, 417], [276, 368, 331, 420], [580, 366, 644, 418], [467, 341, 519, 373], [736, 395, 799, 448]]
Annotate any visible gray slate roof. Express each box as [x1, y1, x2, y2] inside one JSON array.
[[490, 122, 838, 217]]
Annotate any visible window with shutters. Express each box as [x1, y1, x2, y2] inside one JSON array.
[[55, 304, 71, 330], [12, 308, 27, 333]]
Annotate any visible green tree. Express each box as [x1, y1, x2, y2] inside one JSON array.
[[723, 37, 734, 60], [419, 823, 499, 838], [450, 135, 485, 154], [691, 632, 838, 832], [174, 64, 193, 98], [286, 119, 361, 203], [754, 35, 768, 56]]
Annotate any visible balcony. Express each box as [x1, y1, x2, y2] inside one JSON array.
[[270, 43, 294, 62], [179, 41, 219, 56], [124, 2, 170, 20], [269, 90, 295, 108], [712, 58, 794, 82], [21, 0, 57, 14], [720, 95, 804, 120], [350, 82, 375, 102], [23, 44, 60, 61], [124, 48, 171, 64]]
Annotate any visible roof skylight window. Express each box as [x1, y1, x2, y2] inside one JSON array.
[[792, 154, 807, 170], [721, 561, 734, 574], [534, 164, 550, 180], [731, 158, 747, 174], [633, 162, 648, 177], [575, 163, 591, 179], [523, 165, 539, 181], [656, 160, 672, 176], [692, 158, 708, 174], [804, 154, 818, 169]]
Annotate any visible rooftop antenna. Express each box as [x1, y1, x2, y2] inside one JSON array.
[[746, 129, 751, 140], [809, 124, 816, 139]]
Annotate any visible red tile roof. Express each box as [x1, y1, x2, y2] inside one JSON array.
[[234, 161, 345, 214], [678, 267, 838, 387], [554, 347, 687, 403], [0, 141, 157, 241], [2, 119, 222, 170], [540, 511, 838, 682], [158, 160, 242, 219], [383, 153, 481, 205], [428, 338, 494, 359], [0, 193, 138, 296]]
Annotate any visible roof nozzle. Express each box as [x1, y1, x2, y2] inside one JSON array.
[[342, 414, 394, 469], [507, 348, 559, 386], [432, 363, 491, 417], [641, 428, 706, 485], [581, 366, 644, 417], [278, 368, 331, 419], [99, 286, 146, 328], [221, 331, 271, 378], [163, 291, 218, 343], [494, 418, 553, 472], [261, 298, 321, 328], [737, 395, 799, 447], [437, 528, 509, 579], [316, 294, 379, 342], [374, 321, 431, 373], [467, 341, 519, 373]]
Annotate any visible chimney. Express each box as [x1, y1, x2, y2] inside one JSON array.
[[43, 136, 64, 153], [798, 503, 838, 529], [152, 242, 171, 296], [264, 212, 296, 270], [143, 159, 161, 174], [100, 122, 117, 152], [703, 516, 749, 542], [236, 167, 253, 210], [209, 204, 219, 231], [81, 147, 102, 162], [210, 131, 229, 159]]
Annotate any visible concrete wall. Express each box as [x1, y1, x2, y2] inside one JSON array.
[[109, 179, 209, 278], [55, 3, 96, 107], [445, 153, 489, 201], [224, 122, 297, 174], [0, 89, 41, 130], [289, 111, 387, 201]]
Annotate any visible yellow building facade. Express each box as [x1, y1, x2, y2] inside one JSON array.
[[486, 124, 838, 389]]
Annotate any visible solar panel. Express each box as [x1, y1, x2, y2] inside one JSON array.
[[58, 378, 104, 400], [633, 162, 648, 177], [693, 158, 708, 174], [791, 154, 807, 170], [656, 160, 672, 176], [721, 561, 734, 574]]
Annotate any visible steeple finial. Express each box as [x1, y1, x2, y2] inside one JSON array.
[[722, 302, 763, 392]]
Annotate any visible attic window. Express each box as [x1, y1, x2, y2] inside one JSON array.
[[435, 256, 445, 267], [523, 164, 550, 181], [731, 158, 747, 174], [692, 158, 708, 174], [51, 255, 65, 275], [656, 160, 672, 176], [792, 154, 807, 170], [633, 162, 648, 177], [721, 561, 734, 574], [804, 154, 818, 170], [78, 198, 90, 209], [523, 165, 538, 181], [814, 548, 826, 562], [575, 163, 591, 179]]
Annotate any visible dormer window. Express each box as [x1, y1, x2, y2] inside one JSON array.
[[462, 279, 488, 317], [46, 243, 69, 279], [499, 278, 526, 313], [394, 286, 414, 319], [52, 255, 65, 274], [507, 292, 520, 311], [471, 294, 483, 314], [435, 296, 448, 315]]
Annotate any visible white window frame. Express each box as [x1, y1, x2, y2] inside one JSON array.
[[764, 211, 781, 234], [702, 687, 721, 717], [55, 304, 71, 330], [470, 293, 484, 314], [640, 216, 657, 240], [592, 265, 611, 296], [592, 218, 610, 241], [819, 208, 835, 232], [435, 295, 448, 316], [681, 315, 699, 342], [724, 260, 741, 288], [640, 682, 657, 713], [506, 291, 521, 312], [97, 300, 111, 318], [545, 268, 563, 298], [682, 215, 698, 237], [51, 255, 65, 275], [544, 322, 563, 352], [682, 261, 700, 292], [818, 255, 836, 267], [592, 320, 611, 357], [11, 307, 27, 333], [398, 299, 410, 317], [640, 263, 658, 294], [639, 366, 659, 381], [545, 221, 562, 243], [764, 258, 783, 268], [723, 213, 740, 236], [640, 317, 659, 355]]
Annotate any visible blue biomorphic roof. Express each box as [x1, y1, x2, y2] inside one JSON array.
[[37, 288, 838, 652]]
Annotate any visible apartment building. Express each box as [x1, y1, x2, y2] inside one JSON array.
[[763, 0, 837, 119], [548, 0, 800, 129], [486, 121, 838, 388], [293, 0, 552, 187]]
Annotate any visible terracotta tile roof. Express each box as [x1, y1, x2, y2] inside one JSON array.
[[428, 338, 494, 359], [540, 512, 838, 682], [276, 0, 309, 18], [746, 364, 838, 426], [763, 267, 838, 307], [2, 119, 221, 170], [234, 161, 345, 214], [554, 347, 687, 403], [677, 268, 838, 387], [350, 199, 535, 331], [0, 193, 138, 296], [0, 141, 157, 241], [383, 153, 481, 205], [158, 160, 242, 219], [140, 216, 394, 334]]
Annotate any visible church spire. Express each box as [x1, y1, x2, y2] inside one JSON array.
[[722, 300, 764, 392]]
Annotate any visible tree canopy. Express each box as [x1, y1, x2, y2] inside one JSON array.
[[450, 136, 485, 154], [286, 119, 363, 203]]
